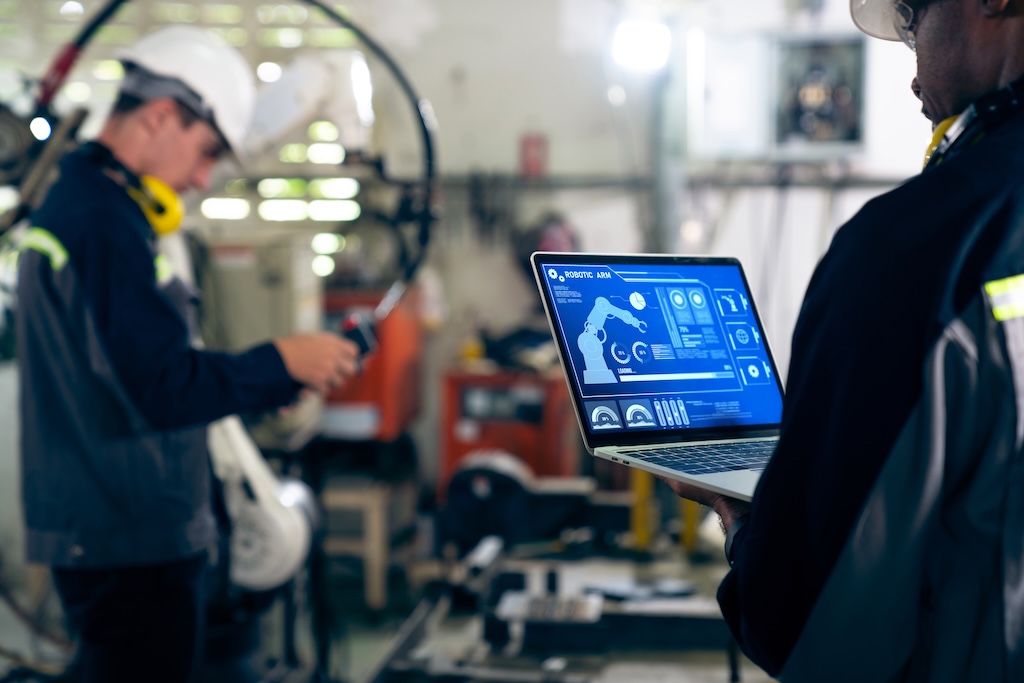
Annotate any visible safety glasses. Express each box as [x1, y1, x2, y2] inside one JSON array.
[[892, 1, 918, 51]]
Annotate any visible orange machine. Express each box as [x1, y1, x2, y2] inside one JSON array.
[[438, 369, 581, 502], [322, 288, 422, 442]]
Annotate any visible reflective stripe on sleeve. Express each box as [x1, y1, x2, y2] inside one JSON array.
[[985, 273, 1024, 321], [154, 253, 175, 286], [19, 228, 68, 272]]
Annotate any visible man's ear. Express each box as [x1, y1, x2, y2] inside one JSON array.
[[137, 97, 178, 135]]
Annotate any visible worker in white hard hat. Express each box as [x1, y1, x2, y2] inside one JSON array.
[[661, 1, 1024, 681], [16, 26, 359, 683]]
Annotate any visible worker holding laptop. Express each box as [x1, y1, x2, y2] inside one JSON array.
[[662, 1, 1024, 680]]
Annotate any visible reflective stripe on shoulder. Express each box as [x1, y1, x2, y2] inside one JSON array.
[[154, 253, 175, 286], [985, 273, 1024, 321], [19, 228, 68, 272]]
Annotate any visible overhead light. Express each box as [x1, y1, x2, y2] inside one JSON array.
[[30, 118, 51, 141], [201, 198, 250, 220], [311, 233, 345, 255], [311, 255, 336, 277], [307, 143, 345, 165], [308, 200, 360, 222], [310, 178, 359, 199], [612, 20, 672, 72], [60, 2, 84, 17], [258, 200, 308, 222], [257, 62, 282, 83], [0, 186, 19, 213], [257, 177, 306, 198], [279, 144, 308, 164], [308, 121, 339, 142]]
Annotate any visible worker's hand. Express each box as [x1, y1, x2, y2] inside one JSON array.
[[273, 332, 360, 394], [656, 476, 751, 528]]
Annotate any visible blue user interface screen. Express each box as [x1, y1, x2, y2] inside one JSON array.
[[538, 259, 784, 436]]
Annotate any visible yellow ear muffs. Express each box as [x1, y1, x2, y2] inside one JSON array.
[[127, 175, 184, 236], [923, 115, 960, 169]]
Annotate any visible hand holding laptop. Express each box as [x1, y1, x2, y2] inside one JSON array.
[[657, 475, 750, 528]]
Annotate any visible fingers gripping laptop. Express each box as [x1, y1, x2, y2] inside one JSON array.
[[531, 252, 785, 502]]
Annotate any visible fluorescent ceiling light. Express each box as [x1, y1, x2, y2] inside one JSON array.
[[308, 200, 360, 222], [612, 20, 672, 72], [259, 200, 308, 222], [201, 198, 250, 220]]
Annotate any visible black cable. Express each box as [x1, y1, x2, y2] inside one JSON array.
[[36, 0, 129, 110], [298, 0, 437, 282]]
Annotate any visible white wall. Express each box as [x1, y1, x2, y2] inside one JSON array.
[[371, 0, 654, 179]]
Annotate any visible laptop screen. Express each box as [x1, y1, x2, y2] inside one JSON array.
[[533, 253, 785, 447]]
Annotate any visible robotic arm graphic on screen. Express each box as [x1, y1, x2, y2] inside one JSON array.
[[579, 297, 647, 384]]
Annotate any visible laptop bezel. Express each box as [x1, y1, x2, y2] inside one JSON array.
[[532, 251, 785, 452]]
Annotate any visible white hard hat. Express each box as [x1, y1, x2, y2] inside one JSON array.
[[114, 25, 255, 153], [850, 0, 902, 42]]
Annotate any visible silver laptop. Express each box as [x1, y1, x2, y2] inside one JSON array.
[[532, 252, 785, 502]]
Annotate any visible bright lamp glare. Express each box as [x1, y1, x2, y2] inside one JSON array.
[[307, 143, 345, 165], [30, 118, 51, 141], [0, 186, 18, 213], [351, 53, 375, 126], [308, 120, 339, 142], [201, 198, 250, 220], [257, 62, 282, 83], [311, 232, 343, 254], [612, 20, 672, 72], [311, 255, 336, 277], [258, 178, 306, 198], [60, 1, 84, 16], [258, 200, 308, 222], [309, 200, 360, 222], [310, 178, 359, 199]]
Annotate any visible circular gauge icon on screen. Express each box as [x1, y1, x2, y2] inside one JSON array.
[[689, 290, 707, 308], [632, 341, 651, 364], [624, 403, 657, 427], [669, 290, 687, 309], [611, 342, 631, 364], [589, 404, 623, 430]]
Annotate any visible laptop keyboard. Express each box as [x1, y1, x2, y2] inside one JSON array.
[[619, 441, 775, 475]]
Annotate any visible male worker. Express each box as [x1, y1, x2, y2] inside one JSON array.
[[664, 1, 1024, 680], [16, 26, 359, 682]]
